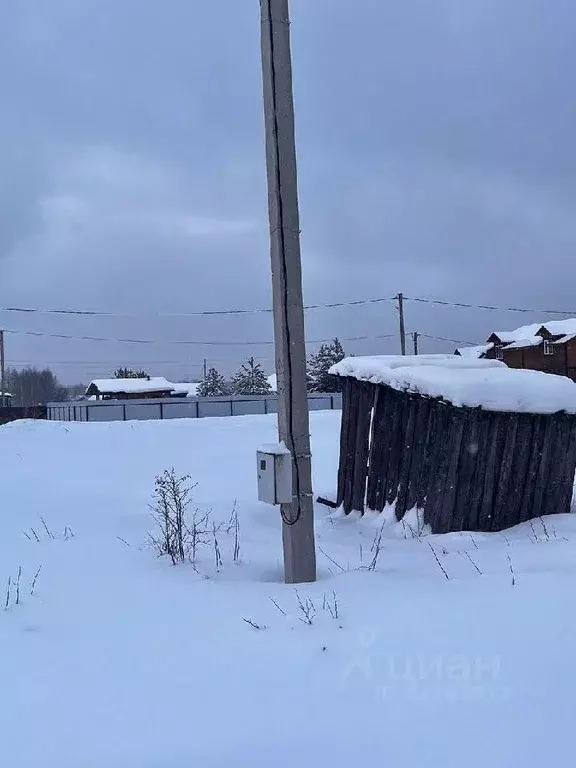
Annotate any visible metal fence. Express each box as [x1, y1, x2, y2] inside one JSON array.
[[46, 393, 342, 423]]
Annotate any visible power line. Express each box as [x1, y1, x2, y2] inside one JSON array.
[[4, 327, 396, 346], [404, 296, 576, 316], [1, 293, 575, 318], [0, 296, 397, 318], [418, 333, 482, 346], [5, 358, 272, 366]]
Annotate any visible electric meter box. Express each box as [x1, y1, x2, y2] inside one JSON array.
[[257, 444, 293, 505]]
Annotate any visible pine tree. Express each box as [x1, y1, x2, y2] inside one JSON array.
[[197, 368, 230, 397], [231, 357, 272, 395], [307, 338, 346, 392], [114, 368, 149, 379]]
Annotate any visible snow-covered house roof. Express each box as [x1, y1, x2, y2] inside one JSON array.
[[554, 333, 576, 345], [455, 344, 493, 359], [504, 337, 543, 350], [491, 319, 576, 345], [490, 331, 524, 343], [85, 377, 175, 397], [330, 354, 576, 414]]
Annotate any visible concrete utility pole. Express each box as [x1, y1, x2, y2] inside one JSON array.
[[412, 331, 419, 355], [0, 330, 5, 407], [397, 293, 407, 355], [260, 0, 316, 583]]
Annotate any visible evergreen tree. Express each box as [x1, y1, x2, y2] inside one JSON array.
[[197, 367, 230, 397], [231, 357, 272, 395], [307, 338, 346, 392], [114, 367, 149, 379]]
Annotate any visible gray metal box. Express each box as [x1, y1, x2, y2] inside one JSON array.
[[256, 444, 293, 505]]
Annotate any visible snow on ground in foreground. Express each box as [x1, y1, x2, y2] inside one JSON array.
[[1, 413, 576, 767]]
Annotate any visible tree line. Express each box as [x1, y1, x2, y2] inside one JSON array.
[[1, 339, 346, 406], [196, 338, 345, 396], [3, 367, 72, 407]]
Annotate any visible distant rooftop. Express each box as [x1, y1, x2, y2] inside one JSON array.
[[86, 377, 175, 396], [493, 319, 576, 343]]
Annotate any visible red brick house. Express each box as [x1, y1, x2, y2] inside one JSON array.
[[456, 320, 576, 380]]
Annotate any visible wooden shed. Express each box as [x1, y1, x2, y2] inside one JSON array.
[[329, 355, 576, 533]]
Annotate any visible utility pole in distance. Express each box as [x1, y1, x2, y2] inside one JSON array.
[[260, 0, 316, 584], [203, 358, 207, 380], [397, 293, 407, 355], [412, 331, 419, 355], [0, 330, 5, 407]]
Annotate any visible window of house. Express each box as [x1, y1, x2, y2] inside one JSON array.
[[495, 346, 504, 360], [544, 340, 555, 356]]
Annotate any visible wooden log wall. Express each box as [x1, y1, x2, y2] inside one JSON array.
[[336, 378, 576, 533]]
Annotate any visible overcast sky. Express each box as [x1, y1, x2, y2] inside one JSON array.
[[1, 0, 575, 384]]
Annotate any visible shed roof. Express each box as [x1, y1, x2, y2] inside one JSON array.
[[330, 354, 576, 414], [455, 344, 493, 359], [170, 382, 199, 397], [86, 377, 175, 396]]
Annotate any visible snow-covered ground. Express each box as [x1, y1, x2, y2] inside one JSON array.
[[2, 413, 576, 767]]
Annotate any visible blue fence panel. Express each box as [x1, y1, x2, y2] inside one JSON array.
[[198, 400, 233, 419], [232, 399, 267, 417], [162, 401, 199, 419], [124, 403, 162, 421], [308, 397, 332, 411], [87, 404, 124, 422]]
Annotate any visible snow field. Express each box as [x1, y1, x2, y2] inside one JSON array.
[[1, 412, 575, 767]]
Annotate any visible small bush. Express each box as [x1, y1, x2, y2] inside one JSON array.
[[150, 468, 197, 565]]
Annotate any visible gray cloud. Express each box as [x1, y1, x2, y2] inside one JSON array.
[[1, 0, 575, 382]]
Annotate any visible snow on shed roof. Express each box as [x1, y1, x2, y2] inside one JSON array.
[[86, 377, 175, 395], [456, 344, 493, 359], [170, 382, 199, 397], [330, 354, 576, 414]]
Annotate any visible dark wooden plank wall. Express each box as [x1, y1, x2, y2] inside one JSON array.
[[337, 378, 576, 533], [0, 406, 47, 426]]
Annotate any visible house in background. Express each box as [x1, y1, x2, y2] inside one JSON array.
[[85, 377, 176, 400], [0, 392, 13, 408], [456, 319, 576, 380]]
